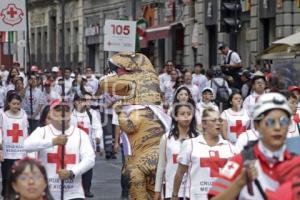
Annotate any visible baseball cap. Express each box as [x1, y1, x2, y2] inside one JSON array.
[[202, 87, 214, 94], [49, 98, 71, 110], [218, 43, 227, 50], [52, 66, 59, 73], [288, 86, 300, 92], [239, 70, 252, 78], [252, 93, 292, 120], [31, 65, 39, 72]]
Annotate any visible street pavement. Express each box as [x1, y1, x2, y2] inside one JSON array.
[[0, 154, 125, 200]]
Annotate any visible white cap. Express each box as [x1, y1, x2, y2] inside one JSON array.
[[252, 93, 292, 120], [202, 87, 214, 94], [52, 66, 59, 72]]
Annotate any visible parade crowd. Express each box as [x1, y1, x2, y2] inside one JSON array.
[[0, 44, 300, 200]]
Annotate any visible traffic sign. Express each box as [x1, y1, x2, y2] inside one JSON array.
[[104, 19, 136, 52]]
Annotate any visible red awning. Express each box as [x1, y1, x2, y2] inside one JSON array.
[[145, 25, 171, 41]]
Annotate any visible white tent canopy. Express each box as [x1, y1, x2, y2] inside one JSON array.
[[259, 32, 300, 60]]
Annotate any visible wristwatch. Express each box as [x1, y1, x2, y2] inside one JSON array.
[[172, 193, 178, 197], [68, 170, 75, 179]]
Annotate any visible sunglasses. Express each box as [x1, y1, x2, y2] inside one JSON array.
[[265, 116, 290, 127]]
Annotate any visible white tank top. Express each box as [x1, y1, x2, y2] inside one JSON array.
[[1, 111, 28, 159], [222, 109, 250, 144]]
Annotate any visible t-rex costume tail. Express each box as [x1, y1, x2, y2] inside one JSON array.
[[98, 53, 170, 199]]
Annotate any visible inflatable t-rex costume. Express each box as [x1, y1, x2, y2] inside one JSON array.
[[98, 53, 170, 199]]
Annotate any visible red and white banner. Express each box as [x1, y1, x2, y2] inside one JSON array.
[[0, 0, 26, 31]]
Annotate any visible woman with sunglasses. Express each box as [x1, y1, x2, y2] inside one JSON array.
[[221, 91, 251, 144], [172, 108, 238, 200], [154, 102, 199, 200], [209, 93, 295, 200], [0, 92, 28, 198]]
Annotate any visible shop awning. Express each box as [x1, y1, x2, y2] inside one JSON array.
[[145, 25, 171, 41]]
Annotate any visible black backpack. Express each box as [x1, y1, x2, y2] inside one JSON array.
[[211, 78, 229, 107]]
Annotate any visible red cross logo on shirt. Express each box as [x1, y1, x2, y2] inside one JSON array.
[[7, 7, 17, 18], [200, 151, 227, 177], [230, 120, 246, 137], [77, 122, 89, 134], [173, 154, 178, 164], [47, 146, 76, 172], [7, 123, 23, 143], [293, 114, 300, 124]]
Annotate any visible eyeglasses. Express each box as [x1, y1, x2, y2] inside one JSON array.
[[265, 116, 290, 127], [203, 117, 223, 123], [18, 173, 43, 182]]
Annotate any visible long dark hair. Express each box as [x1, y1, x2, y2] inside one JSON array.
[[5, 157, 54, 200], [169, 102, 199, 140], [4, 91, 22, 112], [6, 67, 20, 85], [73, 92, 93, 125], [172, 86, 196, 107]]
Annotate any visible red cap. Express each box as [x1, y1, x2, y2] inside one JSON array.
[[288, 86, 300, 92], [44, 80, 52, 86], [49, 99, 70, 110], [31, 65, 39, 72]]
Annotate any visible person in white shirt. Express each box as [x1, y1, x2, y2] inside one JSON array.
[[286, 92, 300, 138], [0, 64, 9, 86], [159, 61, 173, 92], [161, 69, 178, 105], [70, 92, 103, 198], [243, 71, 266, 118], [183, 71, 200, 103], [221, 91, 251, 144], [23, 74, 44, 133], [42, 80, 60, 105], [172, 108, 238, 199], [192, 63, 208, 96], [5, 67, 20, 91], [85, 67, 99, 95], [218, 43, 242, 89], [24, 98, 95, 200], [196, 87, 219, 124], [154, 102, 200, 200], [0, 92, 29, 198]]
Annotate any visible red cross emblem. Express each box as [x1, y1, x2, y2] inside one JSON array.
[[230, 120, 246, 137], [47, 146, 76, 172], [200, 151, 227, 177], [0, 4, 24, 27], [7, 123, 23, 143], [293, 114, 300, 124], [172, 154, 178, 164], [77, 122, 89, 134]]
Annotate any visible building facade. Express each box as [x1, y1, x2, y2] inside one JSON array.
[[28, 0, 84, 69], [24, 0, 300, 72]]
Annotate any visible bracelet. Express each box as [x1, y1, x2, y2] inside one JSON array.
[[172, 193, 178, 197]]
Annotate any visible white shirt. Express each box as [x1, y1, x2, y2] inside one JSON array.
[[159, 73, 171, 92], [0, 110, 28, 159], [235, 129, 259, 151], [184, 83, 200, 102], [24, 124, 95, 200], [178, 135, 238, 199], [206, 78, 231, 99], [192, 73, 208, 96], [221, 108, 251, 144], [196, 101, 219, 122], [161, 80, 176, 104], [23, 87, 44, 120], [86, 77, 99, 95], [224, 50, 241, 65]]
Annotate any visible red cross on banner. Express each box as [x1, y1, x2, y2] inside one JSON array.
[[7, 123, 23, 143], [77, 122, 89, 134], [173, 154, 178, 164], [200, 151, 227, 177], [293, 114, 300, 124], [7, 6, 17, 18], [230, 120, 246, 137], [47, 146, 76, 172]]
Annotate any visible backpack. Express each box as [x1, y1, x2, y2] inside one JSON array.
[[211, 78, 229, 107]]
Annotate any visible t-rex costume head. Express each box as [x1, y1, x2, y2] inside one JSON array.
[[99, 52, 161, 106], [98, 53, 168, 200]]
